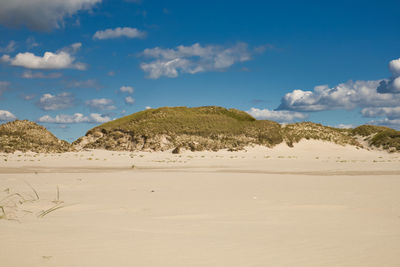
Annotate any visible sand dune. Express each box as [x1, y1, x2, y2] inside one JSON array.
[[1, 140, 399, 266]]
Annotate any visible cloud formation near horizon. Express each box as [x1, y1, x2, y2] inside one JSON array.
[[0, 0, 101, 31], [93, 27, 146, 40], [38, 113, 111, 124], [140, 43, 252, 79], [0, 110, 16, 121], [247, 108, 307, 122], [273, 57, 400, 128]]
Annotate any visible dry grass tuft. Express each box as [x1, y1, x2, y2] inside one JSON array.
[[0, 183, 68, 221]]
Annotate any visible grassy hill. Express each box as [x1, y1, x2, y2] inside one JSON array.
[[1, 107, 398, 153], [75, 106, 400, 152], [74, 106, 283, 151], [0, 120, 72, 153], [351, 125, 400, 152]]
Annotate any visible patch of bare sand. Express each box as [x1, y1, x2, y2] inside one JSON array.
[[0, 140, 399, 266]]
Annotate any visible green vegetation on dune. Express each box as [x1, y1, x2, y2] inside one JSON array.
[[74, 106, 372, 152], [75, 106, 283, 151], [73, 106, 400, 152], [351, 125, 400, 152], [1, 107, 399, 153], [283, 122, 359, 147], [0, 120, 72, 153], [351, 125, 390, 136], [369, 129, 400, 152], [96, 106, 257, 135]]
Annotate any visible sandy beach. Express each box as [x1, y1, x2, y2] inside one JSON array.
[[1, 140, 400, 266]]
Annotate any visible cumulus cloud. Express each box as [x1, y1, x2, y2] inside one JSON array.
[[2, 43, 86, 70], [0, 81, 10, 96], [376, 77, 400, 94], [93, 27, 146, 40], [277, 58, 400, 112], [0, 41, 16, 53], [361, 107, 400, 120], [22, 70, 62, 79], [247, 108, 307, 122], [85, 98, 116, 110], [120, 85, 134, 94], [140, 42, 252, 79], [37, 92, 75, 111], [276, 80, 400, 111], [124, 96, 135, 105], [38, 113, 111, 124], [0, 110, 16, 121], [376, 58, 400, 94], [389, 58, 400, 76], [274, 57, 400, 129], [0, 0, 101, 31]]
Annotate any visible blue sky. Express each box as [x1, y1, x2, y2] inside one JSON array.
[[0, 0, 400, 141]]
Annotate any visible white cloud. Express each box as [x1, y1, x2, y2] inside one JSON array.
[[277, 80, 400, 111], [0, 41, 16, 53], [376, 58, 400, 94], [2, 43, 86, 70], [0, 0, 101, 31], [335, 124, 355, 129], [124, 96, 135, 105], [1, 55, 11, 62], [368, 118, 400, 130], [140, 43, 252, 79], [89, 113, 112, 123], [60, 42, 82, 54], [0, 110, 16, 121], [376, 77, 400, 94], [247, 108, 307, 122], [22, 70, 62, 79], [389, 58, 400, 76], [38, 113, 111, 124], [0, 81, 10, 96], [278, 58, 400, 111], [85, 98, 116, 110], [93, 27, 146, 40], [37, 92, 75, 111], [145, 106, 151, 110], [361, 107, 400, 119], [120, 85, 134, 94], [275, 57, 400, 130]]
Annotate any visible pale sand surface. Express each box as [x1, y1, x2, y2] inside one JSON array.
[[0, 140, 399, 266]]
